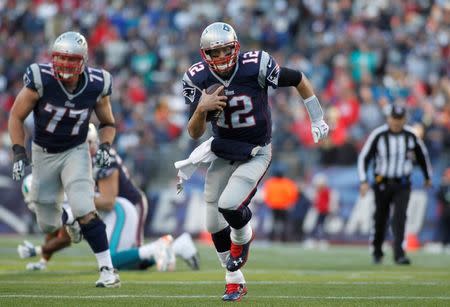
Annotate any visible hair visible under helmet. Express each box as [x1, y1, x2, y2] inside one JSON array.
[[200, 22, 240, 74], [51, 31, 88, 82]]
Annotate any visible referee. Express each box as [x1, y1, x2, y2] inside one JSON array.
[[358, 105, 432, 265]]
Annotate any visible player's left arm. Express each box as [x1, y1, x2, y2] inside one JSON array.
[[94, 95, 116, 146], [278, 67, 329, 143], [94, 169, 119, 211]]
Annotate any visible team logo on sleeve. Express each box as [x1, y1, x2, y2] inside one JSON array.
[[23, 71, 31, 86], [182, 82, 196, 103], [267, 64, 280, 86]]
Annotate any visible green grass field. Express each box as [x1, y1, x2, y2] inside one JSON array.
[[1, 235, 450, 306]]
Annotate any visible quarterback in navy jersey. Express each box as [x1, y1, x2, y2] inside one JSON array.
[[87, 124, 148, 246], [8, 32, 120, 287], [182, 22, 329, 302]]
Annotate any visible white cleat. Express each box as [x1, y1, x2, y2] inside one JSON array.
[[26, 260, 47, 271], [156, 235, 176, 272], [173, 232, 200, 270], [65, 221, 83, 243], [95, 266, 121, 288], [17, 240, 37, 259]]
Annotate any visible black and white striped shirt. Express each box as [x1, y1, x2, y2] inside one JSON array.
[[358, 124, 432, 183]]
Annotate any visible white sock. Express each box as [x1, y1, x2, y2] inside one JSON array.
[[217, 250, 230, 268], [35, 246, 43, 256], [138, 242, 159, 260], [230, 224, 252, 245], [94, 250, 113, 269], [39, 257, 47, 264], [226, 269, 246, 284]]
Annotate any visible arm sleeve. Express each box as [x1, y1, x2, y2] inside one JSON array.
[[182, 72, 203, 118], [278, 67, 303, 87]]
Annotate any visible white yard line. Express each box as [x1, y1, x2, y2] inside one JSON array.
[[0, 294, 450, 300], [0, 280, 443, 285]]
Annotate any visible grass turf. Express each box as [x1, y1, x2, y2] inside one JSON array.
[[0, 235, 449, 306]]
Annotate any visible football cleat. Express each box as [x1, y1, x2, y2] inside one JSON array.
[[26, 260, 47, 271], [156, 235, 176, 272], [95, 266, 121, 288], [172, 232, 200, 270], [65, 221, 83, 243], [226, 232, 255, 272], [222, 283, 248, 302], [17, 240, 37, 259]]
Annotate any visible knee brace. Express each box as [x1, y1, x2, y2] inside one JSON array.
[[219, 205, 252, 230], [211, 226, 231, 252]]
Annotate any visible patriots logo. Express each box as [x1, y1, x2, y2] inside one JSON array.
[[267, 64, 280, 86], [182, 84, 196, 103], [23, 73, 31, 86]]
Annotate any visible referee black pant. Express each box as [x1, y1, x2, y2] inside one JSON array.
[[372, 182, 411, 260]]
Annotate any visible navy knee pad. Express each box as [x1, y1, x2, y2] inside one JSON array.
[[211, 226, 231, 252], [80, 216, 109, 253], [219, 206, 252, 230]]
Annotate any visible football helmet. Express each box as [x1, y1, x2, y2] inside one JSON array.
[[200, 22, 240, 74], [51, 31, 88, 81]]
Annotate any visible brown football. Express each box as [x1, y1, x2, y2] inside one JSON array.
[[205, 83, 225, 122]]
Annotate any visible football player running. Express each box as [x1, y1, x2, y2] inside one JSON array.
[[18, 174, 200, 272], [8, 32, 120, 287], [182, 22, 329, 301]]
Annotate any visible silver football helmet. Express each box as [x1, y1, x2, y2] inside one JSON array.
[[51, 31, 88, 81], [200, 22, 240, 74]]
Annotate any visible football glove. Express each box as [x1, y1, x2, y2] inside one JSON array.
[[12, 144, 29, 181], [95, 142, 111, 168], [311, 119, 329, 143]]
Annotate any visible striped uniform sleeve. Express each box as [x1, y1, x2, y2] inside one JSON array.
[[24, 64, 44, 97], [258, 51, 280, 89], [101, 69, 113, 97], [358, 127, 382, 182]]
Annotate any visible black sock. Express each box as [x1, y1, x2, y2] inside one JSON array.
[[80, 217, 109, 253], [211, 226, 231, 252]]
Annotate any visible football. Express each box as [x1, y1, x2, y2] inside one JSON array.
[[205, 83, 225, 122]]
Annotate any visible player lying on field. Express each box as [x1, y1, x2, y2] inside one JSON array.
[[18, 174, 200, 272]]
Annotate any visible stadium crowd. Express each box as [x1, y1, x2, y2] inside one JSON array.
[[0, 0, 448, 194]]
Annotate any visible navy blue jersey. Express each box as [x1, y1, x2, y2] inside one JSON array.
[[93, 149, 142, 205], [182, 50, 280, 146], [24, 63, 112, 152]]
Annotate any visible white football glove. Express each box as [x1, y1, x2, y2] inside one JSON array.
[[311, 119, 329, 143], [17, 240, 37, 259], [95, 142, 111, 168]]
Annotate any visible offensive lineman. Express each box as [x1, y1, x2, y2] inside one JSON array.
[[8, 32, 120, 287], [182, 22, 329, 301]]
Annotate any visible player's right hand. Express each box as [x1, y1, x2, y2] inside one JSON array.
[[95, 142, 111, 168], [12, 144, 29, 181], [198, 87, 227, 113]]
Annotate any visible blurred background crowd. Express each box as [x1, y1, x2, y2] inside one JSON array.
[[0, 0, 449, 242]]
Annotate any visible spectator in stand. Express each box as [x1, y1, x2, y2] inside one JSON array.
[[262, 168, 299, 242], [437, 168, 450, 250], [311, 173, 331, 243]]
